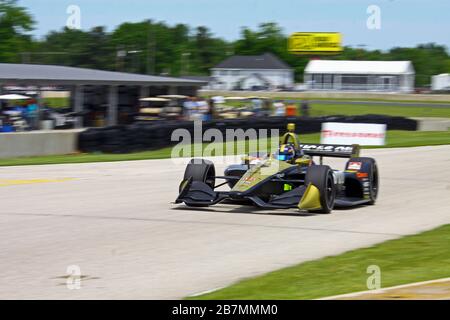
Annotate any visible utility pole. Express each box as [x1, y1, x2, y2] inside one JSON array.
[[182, 52, 191, 75], [152, 31, 156, 74], [116, 47, 126, 71], [146, 20, 152, 74], [127, 50, 142, 73], [146, 20, 156, 75]]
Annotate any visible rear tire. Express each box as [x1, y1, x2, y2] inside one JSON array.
[[347, 157, 379, 205], [305, 165, 336, 214], [183, 159, 216, 191]]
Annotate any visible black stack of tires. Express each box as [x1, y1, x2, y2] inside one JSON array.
[[77, 115, 418, 154]]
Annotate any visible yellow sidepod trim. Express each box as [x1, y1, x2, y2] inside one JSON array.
[[179, 179, 190, 192], [298, 183, 322, 211]]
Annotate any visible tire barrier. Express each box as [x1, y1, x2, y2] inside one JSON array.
[[78, 115, 418, 154]]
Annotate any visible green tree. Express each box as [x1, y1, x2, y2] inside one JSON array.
[[234, 22, 286, 56], [111, 20, 191, 75], [234, 23, 308, 82], [37, 26, 114, 69], [3, 11, 447, 87], [189, 26, 229, 75], [388, 43, 449, 86], [0, 0, 34, 62]]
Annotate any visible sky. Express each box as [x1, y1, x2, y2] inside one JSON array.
[[18, 0, 450, 51]]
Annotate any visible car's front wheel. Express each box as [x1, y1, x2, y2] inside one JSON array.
[[305, 165, 336, 214], [182, 159, 216, 191]]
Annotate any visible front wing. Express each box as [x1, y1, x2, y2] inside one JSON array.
[[176, 177, 371, 210]]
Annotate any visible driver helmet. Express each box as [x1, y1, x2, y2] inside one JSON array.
[[277, 144, 296, 162]]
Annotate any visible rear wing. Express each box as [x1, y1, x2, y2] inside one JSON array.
[[299, 144, 360, 159]]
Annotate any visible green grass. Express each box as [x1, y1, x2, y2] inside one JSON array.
[[202, 94, 450, 104], [190, 224, 450, 300], [304, 97, 450, 104], [288, 97, 450, 104], [376, 130, 450, 148], [218, 101, 450, 118], [0, 147, 174, 167], [0, 130, 449, 167], [310, 103, 450, 118], [43, 97, 69, 108]]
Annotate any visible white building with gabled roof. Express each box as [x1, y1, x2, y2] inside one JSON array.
[[304, 60, 415, 93], [210, 53, 294, 91]]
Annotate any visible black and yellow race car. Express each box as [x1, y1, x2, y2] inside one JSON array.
[[176, 124, 379, 214]]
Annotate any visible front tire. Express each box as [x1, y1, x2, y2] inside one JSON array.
[[183, 159, 216, 191], [305, 165, 336, 214]]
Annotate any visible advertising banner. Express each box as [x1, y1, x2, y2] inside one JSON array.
[[288, 32, 343, 54], [321, 122, 387, 146]]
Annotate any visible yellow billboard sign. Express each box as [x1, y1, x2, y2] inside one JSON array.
[[288, 32, 343, 54]]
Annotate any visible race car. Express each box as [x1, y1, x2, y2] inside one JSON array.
[[175, 124, 379, 214]]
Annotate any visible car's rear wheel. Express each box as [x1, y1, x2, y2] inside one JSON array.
[[348, 157, 379, 205], [305, 165, 336, 214], [182, 159, 216, 191]]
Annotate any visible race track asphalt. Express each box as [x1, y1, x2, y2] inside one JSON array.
[[0, 145, 449, 299]]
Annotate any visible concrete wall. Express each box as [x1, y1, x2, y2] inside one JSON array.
[[413, 118, 450, 131], [0, 129, 84, 158]]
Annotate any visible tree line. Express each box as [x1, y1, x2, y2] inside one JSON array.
[[1, 0, 449, 87]]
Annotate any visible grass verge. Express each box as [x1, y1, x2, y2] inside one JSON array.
[[43, 97, 70, 108], [189, 224, 450, 300], [220, 101, 450, 118], [310, 103, 450, 118], [0, 130, 449, 167], [201, 94, 450, 104]]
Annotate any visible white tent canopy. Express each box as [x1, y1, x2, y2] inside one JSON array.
[[0, 94, 31, 100], [224, 96, 246, 100], [212, 96, 225, 104], [157, 95, 188, 99], [139, 97, 170, 102], [305, 60, 415, 75]]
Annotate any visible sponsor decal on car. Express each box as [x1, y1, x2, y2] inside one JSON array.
[[357, 172, 369, 179], [300, 144, 355, 154], [348, 162, 362, 171], [243, 176, 256, 185]]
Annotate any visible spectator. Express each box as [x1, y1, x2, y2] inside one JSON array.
[[196, 98, 209, 121], [263, 99, 272, 116], [26, 99, 39, 130], [251, 98, 263, 116], [286, 101, 298, 117], [273, 100, 286, 116], [208, 97, 216, 120], [183, 97, 195, 120], [191, 97, 203, 121], [12, 101, 26, 114], [300, 100, 310, 117]]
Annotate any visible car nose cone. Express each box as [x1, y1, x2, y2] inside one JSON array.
[[229, 191, 245, 199]]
